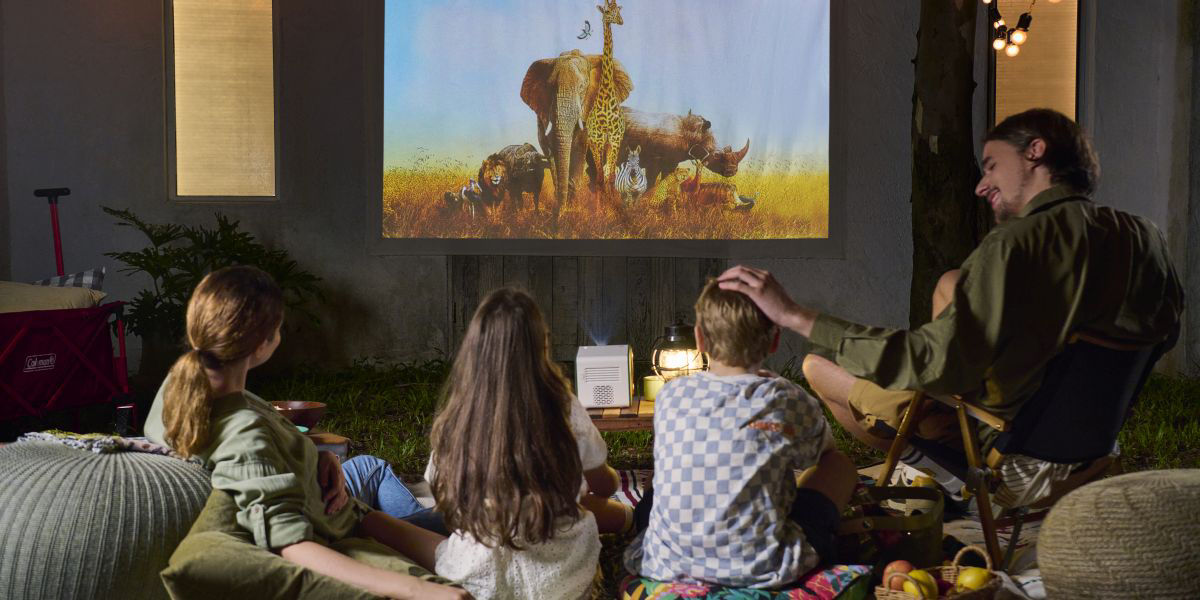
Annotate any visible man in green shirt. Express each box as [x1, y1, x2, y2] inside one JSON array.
[[719, 109, 1183, 505]]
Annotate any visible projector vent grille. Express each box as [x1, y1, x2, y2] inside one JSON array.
[[583, 367, 620, 383], [592, 385, 614, 405]]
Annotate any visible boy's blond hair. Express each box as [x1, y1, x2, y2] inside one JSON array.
[[694, 278, 776, 368]]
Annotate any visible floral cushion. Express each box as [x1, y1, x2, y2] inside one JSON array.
[[619, 564, 872, 600]]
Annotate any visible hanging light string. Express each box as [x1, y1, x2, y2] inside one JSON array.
[[983, 0, 1035, 57]]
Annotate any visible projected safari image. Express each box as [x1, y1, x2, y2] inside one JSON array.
[[382, 0, 829, 240]]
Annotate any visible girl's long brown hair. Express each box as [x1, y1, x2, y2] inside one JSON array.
[[164, 266, 284, 457], [430, 288, 582, 549]]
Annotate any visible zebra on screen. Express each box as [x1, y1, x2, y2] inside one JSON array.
[[614, 146, 647, 206]]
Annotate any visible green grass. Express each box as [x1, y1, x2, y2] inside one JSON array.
[[1118, 373, 1200, 471], [251, 358, 450, 477], [605, 430, 654, 470]]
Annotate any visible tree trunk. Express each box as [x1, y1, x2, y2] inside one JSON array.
[[910, 0, 993, 328]]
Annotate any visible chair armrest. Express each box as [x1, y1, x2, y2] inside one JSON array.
[[926, 394, 1010, 432]]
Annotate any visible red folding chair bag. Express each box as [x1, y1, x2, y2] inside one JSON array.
[[0, 302, 125, 421]]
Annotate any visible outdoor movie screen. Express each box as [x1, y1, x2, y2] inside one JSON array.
[[382, 0, 829, 241]]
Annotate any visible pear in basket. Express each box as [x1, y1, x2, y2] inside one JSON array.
[[956, 566, 993, 592]]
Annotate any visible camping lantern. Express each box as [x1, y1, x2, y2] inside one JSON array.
[[651, 322, 708, 380]]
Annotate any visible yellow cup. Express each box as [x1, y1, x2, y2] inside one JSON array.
[[643, 375, 664, 401]]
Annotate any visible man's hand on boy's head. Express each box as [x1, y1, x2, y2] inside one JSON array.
[[718, 265, 818, 337]]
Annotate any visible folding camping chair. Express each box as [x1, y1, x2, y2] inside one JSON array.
[[0, 188, 135, 432], [877, 331, 1164, 570]]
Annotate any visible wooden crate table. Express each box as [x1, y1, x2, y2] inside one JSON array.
[[587, 396, 654, 432], [306, 430, 351, 461]]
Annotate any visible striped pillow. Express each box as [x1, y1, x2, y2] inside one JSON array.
[[33, 266, 105, 290]]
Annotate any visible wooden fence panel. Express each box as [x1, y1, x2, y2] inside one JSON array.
[[448, 256, 723, 360]]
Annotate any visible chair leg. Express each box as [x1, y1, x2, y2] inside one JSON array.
[[956, 403, 1003, 568], [1000, 507, 1028, 571], [878, 391, 925, 488]]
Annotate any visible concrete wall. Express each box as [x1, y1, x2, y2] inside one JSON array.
[[1190, 2, 1200, 377], [2, 1, 1194, 374], [2, 0, 448, 368], [0, 3, 8, 282], [754, 2, 918, 361], [1085, 0, 1194, 373]]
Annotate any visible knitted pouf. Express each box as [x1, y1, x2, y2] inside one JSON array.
[[1039, 469, 1200, 599], [0, 442, 212, 600]]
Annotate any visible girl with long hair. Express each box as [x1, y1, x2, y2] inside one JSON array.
[[427, 288, 626, 599], [158, 266, 468, 600]]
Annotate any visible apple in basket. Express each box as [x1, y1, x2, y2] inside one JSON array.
[[883, 560, 914, 590]]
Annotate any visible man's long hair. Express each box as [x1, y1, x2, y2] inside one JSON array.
[[985, 108, 1100, 195], [430, 288, 582, 549]]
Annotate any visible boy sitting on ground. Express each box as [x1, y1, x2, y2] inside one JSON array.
[[624, 280, 857, 588]]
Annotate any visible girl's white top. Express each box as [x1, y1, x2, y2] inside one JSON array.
[[427, 395, 606, 600]]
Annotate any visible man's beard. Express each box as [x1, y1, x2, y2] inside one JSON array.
[[994, 171, 1033, 224]]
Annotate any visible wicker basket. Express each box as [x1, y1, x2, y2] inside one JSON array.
[[874, 545, 1002, 600]]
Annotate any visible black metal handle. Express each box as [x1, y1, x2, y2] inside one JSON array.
[[34, 188, 71, 204]]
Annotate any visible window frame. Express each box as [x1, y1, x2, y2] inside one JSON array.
[[163, 0, 283, 204], [986, 0, 1086, 129]]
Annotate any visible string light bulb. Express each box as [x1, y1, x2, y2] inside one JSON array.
[[987, 1, 1034, 58], [1013, 12, 1033, 45]]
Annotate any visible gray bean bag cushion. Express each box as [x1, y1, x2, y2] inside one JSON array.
[[0, 442, 211, 599]]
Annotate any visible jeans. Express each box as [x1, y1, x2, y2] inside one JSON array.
[[341, 455, 448, 535]]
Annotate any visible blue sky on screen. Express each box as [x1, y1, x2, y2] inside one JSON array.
[[384, 0, 828, 171]]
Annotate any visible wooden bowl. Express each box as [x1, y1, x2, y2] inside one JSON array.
[[270, 401, 326, 429]]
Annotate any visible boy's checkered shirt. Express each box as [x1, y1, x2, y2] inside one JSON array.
[[624, 372, 831, 588]]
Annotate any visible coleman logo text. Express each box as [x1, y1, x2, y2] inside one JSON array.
[[24, 354, 56, 372]]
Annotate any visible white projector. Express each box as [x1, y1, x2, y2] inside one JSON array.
[[576, 345, 634, 408]]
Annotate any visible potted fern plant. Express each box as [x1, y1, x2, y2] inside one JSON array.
[[103, 207, 324, 381]]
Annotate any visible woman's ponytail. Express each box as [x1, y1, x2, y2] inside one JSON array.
[[163, 349, 213, 457]]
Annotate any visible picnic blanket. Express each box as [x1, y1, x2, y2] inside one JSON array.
[[613, 469, 652, 509], [16, 430, 199, 463], [943, 514, 1046, 599]]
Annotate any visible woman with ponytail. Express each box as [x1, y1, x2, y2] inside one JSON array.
[[145, 266, 469, 600]]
